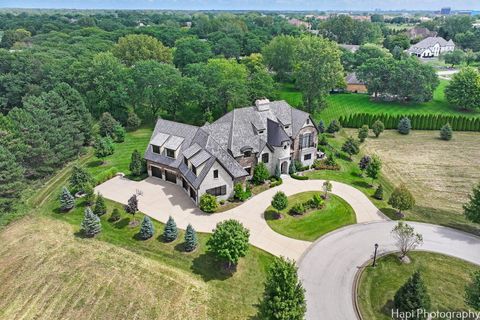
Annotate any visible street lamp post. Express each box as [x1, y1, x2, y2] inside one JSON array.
[[372, 243, 379, 267]]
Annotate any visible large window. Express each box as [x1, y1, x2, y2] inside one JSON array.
[[300, 133, 314, 149], [261, 153, 269, 164], [152, 145, 160, 154], [304, 153, 312, 161], [166, 148, 175, 158], [206, 185, 227, 196]]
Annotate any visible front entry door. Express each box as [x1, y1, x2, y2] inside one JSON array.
[[151, 166, 162, 179]]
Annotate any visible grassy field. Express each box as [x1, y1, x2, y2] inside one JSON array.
[[358, 252, 478, 320], [276, 81, 480, 124], [265, 192, 356, 241], [0, 129, 274, 320]]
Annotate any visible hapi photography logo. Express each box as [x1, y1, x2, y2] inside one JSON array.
[[392, 309, 480, 320]]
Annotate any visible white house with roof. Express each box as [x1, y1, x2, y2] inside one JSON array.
[[408, 36, 455, 58], [144, 99, 318, 205]]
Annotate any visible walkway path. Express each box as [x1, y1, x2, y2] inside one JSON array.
[[95, 175, 386, 260], [298, 221, 480, 320]]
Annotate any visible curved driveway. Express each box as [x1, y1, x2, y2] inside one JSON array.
[[298, 221, 480, 320], [95, 175, 385, 260]]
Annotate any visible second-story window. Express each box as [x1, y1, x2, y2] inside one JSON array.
[[261, 153, 269, 163], [166, 148, 175, 158], [152, 145, 160, 154], [213, 169, 219, 179]]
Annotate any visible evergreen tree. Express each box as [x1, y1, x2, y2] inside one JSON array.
[[318, 133, 328, 146], [184, 223, 198, 252], [259, 257, 306, 320], [464, 183, 480, 223], [341, 137, 360, 160], [374, 184, 384, 200], [274, 164, 281, 178], [99, 112, 119, 138], [93, 194, 107, 216], [94, 136, 115, 164], [113, 123, 125, 143], [83, 183, 95, 206], [398, 117, 412, 135], [253, 162, 270, 185], [317, 120, 325, 133], [289, 161, 297, 174], [372, 120, 385, 138], [163, 216, 178, 242], [109, 208, 121, 222], [138, 216, 155, 240], [366, 155, 382, 185], [440, 123, 453, 141], [358, 125, 369, 142], [69, 165, 94, 193], [59, 186, 75, 212], [126, 111, 141, 131], [394, 271, 431, 316], [125, 194, 139, 221], [326, 119, 342, 135], [81, 207, 102, 237], [0, 145, 24, 213], [129, 149, 144, 176], [271, 192, 288, 211], [465, 270, 480, 310]]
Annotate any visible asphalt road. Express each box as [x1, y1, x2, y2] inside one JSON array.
[[298, 221, 480, 320]]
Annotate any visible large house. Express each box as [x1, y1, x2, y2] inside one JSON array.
[[407, 36, 455, 58], [144, 99, 318, 204]]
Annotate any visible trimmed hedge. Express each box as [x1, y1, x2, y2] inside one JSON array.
[[95, 167, 119, 185], [291, 173, 309, 180], [339, 113, 480, 131]]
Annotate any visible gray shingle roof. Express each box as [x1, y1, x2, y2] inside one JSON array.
[[408, 37, 455, 54], [345, 72, 364, 85], [150, 132, 169, 146], [190, 149, 211, 167], [182, 143, 202, 159], [267, 118, 290, 147], [163, 135, 184, 150]]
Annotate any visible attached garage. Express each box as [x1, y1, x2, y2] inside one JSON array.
[[165, 170, 177, 184], [151, 166, 162, 179]]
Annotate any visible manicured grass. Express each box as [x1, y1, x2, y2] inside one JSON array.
[[358, 252, 479, 320], [276, 81, 480, 124], [265, 192, 356, 241]]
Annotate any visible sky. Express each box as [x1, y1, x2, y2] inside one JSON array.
[[1, 0, 479, 11]]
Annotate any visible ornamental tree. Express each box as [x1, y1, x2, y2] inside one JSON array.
[[391, 222, 423, 259], [398, 117, 412, 135], [199, 193, 218, 213], [465, 270, 480, 310], [81, 207, 102, 238], [372, 120, 385, 138], [253, 162, 270, 185], [341, 137, 360, 160], [60, 186, 75, 212], [184, 224, 198, 252], [388, 184, 415, 217], [366, 155, 382, 185], [125, 194, 139, 223], [93, 194, 107, 216], [259, 257, 306, 320], [163, 216, 178, 242], [129, 149, 145, 177], [464, 183, 480, 224], [272, 191, 288, 211], [358, 155, 372, 175], [322, 180, 333, 199], [138, 216, 155, 240], [206, 219, 250, 269], [358, 125, 369, 142], [440, 123, 453, 141], [394, 271, 431, 315]]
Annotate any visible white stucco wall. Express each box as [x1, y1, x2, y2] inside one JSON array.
[[273, 141, 291, 174], [258, 146, 275, 175], [197, 161, 235, 202]]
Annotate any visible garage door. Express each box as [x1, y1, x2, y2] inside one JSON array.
[[165, 170, 177, 184], [151, 166, 162, 179]]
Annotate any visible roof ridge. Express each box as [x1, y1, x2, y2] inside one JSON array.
[[157, 117, 199, 129]]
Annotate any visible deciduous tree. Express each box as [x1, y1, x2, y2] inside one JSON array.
[[389, 184, 415, 217], [391, 222, 423, 259], [341, 137, 360, 160], [445, 67, 480, 112], [372, 120, 385, 138], [112, 34, 172, 66]]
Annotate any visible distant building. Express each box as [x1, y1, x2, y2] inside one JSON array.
[[441, 7, 451, 15], [338, 44, 360, 53], [350, 15, 370, 22], [288, 18, 311, 30], [345, 73, 367, 94], [408, 37, 455, 58], [405, 27, 437, 40]]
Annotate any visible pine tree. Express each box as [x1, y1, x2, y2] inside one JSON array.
[[394, 271, 431, 315], [69, 165, 94, 193], [138, 216, 155, 240], [184, 224, 198, 252], [440, 123, 453, 141], [327, 119, 341, 135], [374, 184, 384, 200], [0, 146, 24, 213], [163, 216, 178, 242], [81, 207, 102, 237], [464, 183, 480, 224], [93, 194, 107, 216], [83, 183, 95, 206], [274, 164, 281, 178], [60, 186, 75, 212], [289, 161, 297, 174], [259, 257, 306, 320], [129, 149, 143, 176], [465, 270, 480, 310], [317, 120, 325, 133], [398, 117, 412, 135]]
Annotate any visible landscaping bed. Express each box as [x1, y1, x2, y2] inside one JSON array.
[[265, 192, 356, 241], [357, 252, 478, 320]]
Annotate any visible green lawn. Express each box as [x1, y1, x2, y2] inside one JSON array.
[[358, 252, 479, 320], [276, 81, 480, 124], [265, 192, 356, 241]]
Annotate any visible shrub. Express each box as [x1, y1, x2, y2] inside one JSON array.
[[81, 207, 101, 237], [374, 184, 384, 200], [109, 208, 121, 222], [291, 173, 309, 180], [388, 184, 415, 216], [341, 137, 360, 160], [93, 194, 107, 216], [59, 186, 75, 212], [126, 111, 141, 131], [327, 119, 341, 134], [318, 133, 328, 146], [312, 193, 324, 208], [83, 183, 95, 206], [440, 123, 453, 141], [398, 117, 412, 135], [206, 219, 250, 269], [274, 164, 281, 178], [138, 216, 155, 240], [163, 216, 178, 242], [253, 162, 270, 185], [358, 125, 369, 142], [199, 193, 218, 213], [184, 223, 198, 252], [290, 202, 305, 215], [289, 161, 297, 174], [269, 177, 283, 188], [113, 124, 125, 143], [294, 160, 303, 172], [94, 167, 119, 185], [271, 192, 288, 211], [372, 120, 385, 137], [234, 183, 250, 201]]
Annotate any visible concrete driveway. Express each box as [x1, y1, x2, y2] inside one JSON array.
[[298, 221, 480, 320], [95, 175, 386, 260]]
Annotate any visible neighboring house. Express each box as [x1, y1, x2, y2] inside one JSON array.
[[407, 37, 455, 58], [339, 44, 360, 53], [144, 99, 318, 205], [405, 27, 437, 40], [345, 73, 367, 93], [288, 18, 311, 30]]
